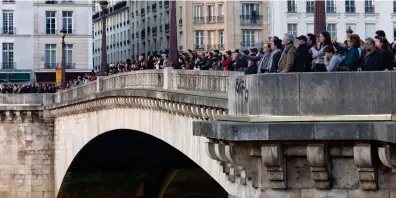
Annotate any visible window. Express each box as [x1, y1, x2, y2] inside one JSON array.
[[365, 23, 375, 38], [64, 44, 73, 68], [46, 11, 56, 35], [2, 43, 13, 69], [307, 23, 314, 34], [242, 30, 259, 48], [218, 30, 224, 49], [218, 3, 223, 16], [287, 24, 298, 37], [326, 0, 336, 13], [365, 0, 375, 13], [207, 4, 214, 17], [2, 11, 14, 34], [45, 44, 56, 68], [394, 0, 396, 13], [194, 4, 204, 23], [287, 0, 297, 13], [241, 3, 260, 24], [306, 1, 314, 13], [326, 24, 337, 40], [345, 0, 355, 13], [195, 31, 204, 48], [208, 31, 215, 48], [62, 11, 73, 34]]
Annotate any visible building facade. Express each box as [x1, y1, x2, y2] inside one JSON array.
[[270, 0, 396, 42], [178, 0, 269, 52], [92, 0, 130, 71], [0, 0, 34, 82], [33, 0, 93, 83]]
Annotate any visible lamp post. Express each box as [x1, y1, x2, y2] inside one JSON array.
[[60, 28, 66, 89], [168, 0, 177, 66], [99, 1, 108, 76]]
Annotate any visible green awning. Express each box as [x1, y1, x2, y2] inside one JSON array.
[[0, 73, 31, 82]]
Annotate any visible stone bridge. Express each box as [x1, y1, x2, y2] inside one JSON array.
[[0, 69, 395, 198]]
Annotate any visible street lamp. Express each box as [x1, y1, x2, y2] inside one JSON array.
[[99, 1, 108, 76], [60, 28, 66, 89]]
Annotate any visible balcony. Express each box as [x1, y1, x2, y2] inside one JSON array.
[[194, 44, 204, 49], [217, 44, 224, 49], [164, 0, 169, 8], [61, 0, 73, 4], [207, 44, 216, 49], [45, 0, 57, 4], [2, 0, 15, 3], [326, 5, 337, 13], [207, 16, 216, 23], [44, 63, 59, 69], [165, 24, 170, 33], [1, 62, 15, 69], [287, 4, 297, 13], [365, 5, 375, 13], [242, 42, 262, 49], [152, 4, 157, 12], [179, 18, 183, 25], [65, 63, 75, 69], [217, 15, 224, 23], [2, 27, 15, 35], [194, 17, 204, 24], [240, 15, 262, 25]]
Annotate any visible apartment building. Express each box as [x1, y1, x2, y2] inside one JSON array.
[[92, 0, 130, 70], [178, 1, 270, 52], [0, 0, 34, 82], [33, 0, 93, 83], [270, 0, 396, 42], [129, 0, 171, 59]]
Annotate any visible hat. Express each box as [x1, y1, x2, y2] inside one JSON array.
[[286, 34, 295, 42], [296, 35, 307, 42]]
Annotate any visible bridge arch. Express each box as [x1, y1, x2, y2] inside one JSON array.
[[54, 105, 242, 197], [57, 129, 228, 197]]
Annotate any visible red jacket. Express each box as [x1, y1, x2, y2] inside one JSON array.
[[221, 57, 232, 71]]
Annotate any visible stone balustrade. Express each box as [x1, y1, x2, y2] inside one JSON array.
[[55, 68, 239, 103]]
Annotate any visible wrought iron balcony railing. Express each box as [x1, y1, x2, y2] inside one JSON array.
[[207, 16, 216, 23], [44, 63, 59, 69], [194, 17, 204, 24], [217, 44, 224, 49], [240, 15, 262, 25], [207, 44, 216, 49], [2, 27, 15, 34], [217, 15, 224, 23], [1, 62, 15, 69], [194, 44, 204, 49]]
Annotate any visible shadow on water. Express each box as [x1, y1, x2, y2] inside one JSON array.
[[58, 129, 228, 198]]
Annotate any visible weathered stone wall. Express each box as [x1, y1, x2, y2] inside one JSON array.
[[0, 111, 54, 198]]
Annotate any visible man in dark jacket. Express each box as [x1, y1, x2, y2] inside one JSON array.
[[295, 35, 311, 72], [232, 49, 248, 71], [361, 37, 386, 71]]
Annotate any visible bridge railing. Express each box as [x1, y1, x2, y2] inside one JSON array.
[[55, 68, 238, 103]]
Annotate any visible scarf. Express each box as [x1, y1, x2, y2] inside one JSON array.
[[267, 49, 281, 71]]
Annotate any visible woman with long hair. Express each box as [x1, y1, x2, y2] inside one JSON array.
[[375, 36, 394, 70], [310, 31, 332, 72]]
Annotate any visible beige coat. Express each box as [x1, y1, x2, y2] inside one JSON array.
[[277, 45, 296, 73]]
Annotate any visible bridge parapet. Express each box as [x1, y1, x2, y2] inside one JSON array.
[[55, 68, 241, 104]]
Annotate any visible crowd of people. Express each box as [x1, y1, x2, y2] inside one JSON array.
[[105, 29, 396, 75], [0, 29, 395, 94]]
